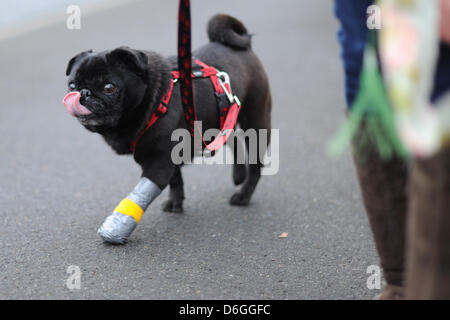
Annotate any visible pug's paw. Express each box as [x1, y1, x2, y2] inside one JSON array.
[[229, 192, 251, 206], [162, 199, 184, 213]]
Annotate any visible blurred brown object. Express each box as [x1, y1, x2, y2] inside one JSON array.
[[441, 0, 450, 43], [352, 124, 408, 300], [406, 147, 450, 299]]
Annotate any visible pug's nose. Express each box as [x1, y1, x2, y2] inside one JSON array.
[[79, 89, 91, 104], [80, 88, 91, 97]]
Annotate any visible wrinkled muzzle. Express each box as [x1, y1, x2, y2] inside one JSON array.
[[62, 91, 93, 117]]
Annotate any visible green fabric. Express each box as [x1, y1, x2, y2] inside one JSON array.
[[327, 34, 407, 160]]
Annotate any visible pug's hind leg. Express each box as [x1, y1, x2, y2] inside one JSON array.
[[232, 134, 247, 186], [162, 165, 184, 213]]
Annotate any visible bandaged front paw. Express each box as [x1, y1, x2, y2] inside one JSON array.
[[97, 199, 143, 244], [98, 177, 161, 244]]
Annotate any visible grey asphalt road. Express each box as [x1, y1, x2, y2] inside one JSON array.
[[0, 0, 379, 299]]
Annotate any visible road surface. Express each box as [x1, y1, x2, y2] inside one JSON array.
[[0, 0, 379, 299]]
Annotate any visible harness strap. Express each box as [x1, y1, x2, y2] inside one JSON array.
[[130, 60, 242, 153], [194, 59, 224, 94], [130, 78, 173, 152]]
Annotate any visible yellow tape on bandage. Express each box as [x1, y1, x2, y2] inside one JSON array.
[[114, 198, 144, 223]]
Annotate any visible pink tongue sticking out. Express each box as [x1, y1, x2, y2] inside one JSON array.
[[62, 91, 93, 117]]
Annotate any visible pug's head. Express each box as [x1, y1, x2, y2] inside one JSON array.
[[63, 47, 150, 132]]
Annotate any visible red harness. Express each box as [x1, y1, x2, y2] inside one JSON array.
[[130, 59, 242, 153]]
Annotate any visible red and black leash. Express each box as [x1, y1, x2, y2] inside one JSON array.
[[131, 0, 198, 152], [178, 0, 197, 137], [177, 0, 242, 153]]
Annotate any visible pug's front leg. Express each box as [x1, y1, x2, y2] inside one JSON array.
[[97, 177, 162, 244]]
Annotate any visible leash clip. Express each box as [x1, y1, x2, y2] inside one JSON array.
[[216, 71, 235, 104]]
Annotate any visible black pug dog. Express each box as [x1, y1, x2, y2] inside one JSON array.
[[64, 14, 271, 243]]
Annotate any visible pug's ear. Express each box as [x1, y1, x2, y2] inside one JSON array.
[[65, 49, 93, 76], [106, 46, 148, 76]]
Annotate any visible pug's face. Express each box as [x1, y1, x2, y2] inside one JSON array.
[[64, 47, 149, 132]]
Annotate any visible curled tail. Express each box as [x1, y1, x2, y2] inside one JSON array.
[[207, 14, 252, 50]]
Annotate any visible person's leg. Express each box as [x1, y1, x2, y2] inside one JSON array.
[[335, 0, 407, 299], [352, 125, 408, 299], [406, 146, 450, 299], [431, 43, 450, 103], [334, 0, 373, 107], [405, 32, 450, 299]]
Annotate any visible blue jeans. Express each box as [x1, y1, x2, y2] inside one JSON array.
[[334, 0, 450, 108]]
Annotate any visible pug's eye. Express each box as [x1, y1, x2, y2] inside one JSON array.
[[68, 82, 76, 91], [103, 83, 116, 94]]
